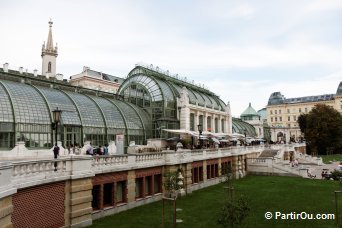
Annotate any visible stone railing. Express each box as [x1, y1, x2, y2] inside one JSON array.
[[1, 144, 303, 190], [8, 156, 93, 189]]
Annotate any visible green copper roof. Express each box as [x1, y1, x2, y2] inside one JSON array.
[[337, 81, 342, 95], [240, 103, 259, 117]]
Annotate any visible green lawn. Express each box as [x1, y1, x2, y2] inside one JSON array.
[[320, 154, 342, 164], [92, 176, 341, 228]]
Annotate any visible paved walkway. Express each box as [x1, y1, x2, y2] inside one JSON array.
[[304, 162, 340, 179]]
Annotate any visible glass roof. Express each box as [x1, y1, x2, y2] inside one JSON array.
[[120, 75, 163, 101], [114, 100, 143, 129], [89, 96, 126, 129], [154, 78, 175, 101], [65, 91, 105, 128], [232, 118, 256, 137], [1, 80, 51, 124], [38, 87, 81, 126], [122, 65, 227, 111], [0, 82, 14, 123]]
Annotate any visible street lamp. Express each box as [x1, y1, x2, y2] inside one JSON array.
[[52, 107, 62, 146], [244, 129, 247, 147], [52, 107, 62, 172], [198, 124, 203, 149]]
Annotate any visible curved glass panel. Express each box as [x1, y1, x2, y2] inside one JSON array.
[[201, 94, 213, 108], [172, 84, 197, 104], [90, 96, 126, 129], [114, 100, 143, 129], [206, 95, 219, 109], [119, 75, 162, 101], [218, 99, 226, 111], [232, 118, 256, 136], [38, 87, 81, 125], [192, 90, 206, 106], [0, 82, 14, 123], [154, 78, 174, 101], [1, 81, 50, 124], [65, 92, 105, 128]]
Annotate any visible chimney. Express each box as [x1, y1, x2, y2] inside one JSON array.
[[33, 69, 38, 76], [19, 67, 23, 74], [83, 66, 89, 72], [3, 63, 8, 72], [56, 73, 63, 80]]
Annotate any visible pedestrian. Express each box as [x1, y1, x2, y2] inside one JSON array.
[[104, 144, 109, 155], [53, 143, 60, 159], [53, 143, 60, 172], [86, 143, 94, 155]]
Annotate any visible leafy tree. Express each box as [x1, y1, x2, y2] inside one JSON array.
[[298, 104, 342, 155], [163, 171, 183, 198], [218, 165, 250, 227], [217, 195, 250, 227]]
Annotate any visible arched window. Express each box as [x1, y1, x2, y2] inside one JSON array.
[[48, 62, 51, 73]]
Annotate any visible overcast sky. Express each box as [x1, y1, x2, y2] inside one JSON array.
[[0, 0, 341, 116]]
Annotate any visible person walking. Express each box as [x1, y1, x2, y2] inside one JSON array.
[[53, 143, 60, 159], [104, 144, 109, 156], [53, 144, 60, 171]]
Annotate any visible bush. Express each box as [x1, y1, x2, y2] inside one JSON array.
[[217, 195, 250, 227]]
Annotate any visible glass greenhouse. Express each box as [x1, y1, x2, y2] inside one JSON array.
[[0, 68, 151, 150]]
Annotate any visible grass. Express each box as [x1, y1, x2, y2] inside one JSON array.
[[320, 154, 342, 164], [92, 176, 341, 228]]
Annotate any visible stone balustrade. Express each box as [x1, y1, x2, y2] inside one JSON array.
[[1, 143, 306, 191]]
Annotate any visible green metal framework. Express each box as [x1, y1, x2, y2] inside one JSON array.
[[0, 68, 150, 150], [232, 117, 256, 137], [118, 65, 227, 138]]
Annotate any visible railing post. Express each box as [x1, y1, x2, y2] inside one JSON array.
[[0, 162, 16, 228]]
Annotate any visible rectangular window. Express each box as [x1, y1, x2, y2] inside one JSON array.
[[116, 181, 126, 203], [135, 178, 143, 198], [145, 176, 152, 196], [103, 183, 114, 207], [275, 110, 277, 114], [279, 110, 281, 114], [275, 117, 278, 122], [279, 117, 282, 121], [215, 118, 219, 133], [207, 116, 212, 131], [92, 185, 101, 210], [287, 109, 290, 113], [288, 116, 290, 121], [270, 110, 273, 115], [299, 108, 302, 113], [271, 117, 273, 122], [154, 174, 161, 194], [199, 166, 203, 182], [190, 113, 195, 131], [207, 165, 211, 179], [293, 116, 297, 121]]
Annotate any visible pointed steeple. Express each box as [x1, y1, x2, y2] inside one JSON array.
[[41, 19, 58, 57], [46, 20, 54, 51], [42, 19, 58, 77]]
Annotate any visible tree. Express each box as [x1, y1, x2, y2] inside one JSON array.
[[217, 195, 250, 227], [298, 104, 342, 155], [163, 171, 183, 198], [218, 165, 250, 227]]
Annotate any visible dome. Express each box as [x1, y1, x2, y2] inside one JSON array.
[[240, 102, 259, 117]]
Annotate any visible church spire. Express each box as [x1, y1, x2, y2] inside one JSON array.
[[42, 19, 58, 57], [42, 19, 58, 77], [46, 19, 54, 51]]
